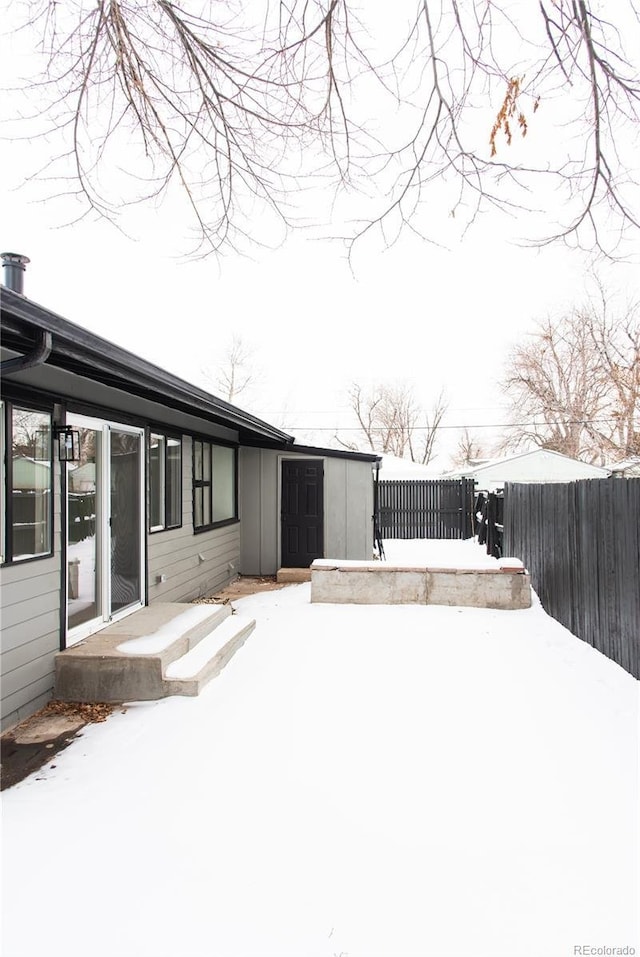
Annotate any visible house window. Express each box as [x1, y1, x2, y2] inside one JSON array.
[[2, 404, 53, 563], [149, 432, 182, 531], [193, 440, 237, 531]]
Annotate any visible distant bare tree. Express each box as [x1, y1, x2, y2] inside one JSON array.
[[7, 2, 640, 255], [586, 288, 640, 459], [11, 408, 50, 459], [339, 381, 447, 465], [201, 334, 260, 403], [501, 294, 640, 462], [452, 429, 486, 468], [414, 389, 448, 466]]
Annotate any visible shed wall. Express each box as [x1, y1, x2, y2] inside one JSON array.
[[239, 448, 374, 574], [324, 456, 374, 560]]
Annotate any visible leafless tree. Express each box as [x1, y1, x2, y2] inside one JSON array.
[[10, 408, 51, 459], [586, 288, 640, 458], [338, 381, 447, 464], [501, 294, 640, 463], [415, 388, 448, 466], [202, 334, 259, 403], [452, 428, 486, 468], [6, 2, 640, 255]]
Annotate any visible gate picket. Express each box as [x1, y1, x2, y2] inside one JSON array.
[[378, 479, 474, 539]]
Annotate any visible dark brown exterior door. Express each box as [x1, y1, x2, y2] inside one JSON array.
[[281, 460, 324, 567]]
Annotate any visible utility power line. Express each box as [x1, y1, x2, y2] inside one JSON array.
[[278, 417, 628, 432]]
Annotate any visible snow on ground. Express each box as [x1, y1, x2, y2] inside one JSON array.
[[2, 540, 638, 957], [381, 536, 501, 567]]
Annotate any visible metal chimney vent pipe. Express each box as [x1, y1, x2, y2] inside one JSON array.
[[1, 252, 30, 294]]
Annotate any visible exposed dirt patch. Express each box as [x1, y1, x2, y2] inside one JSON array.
[[1, 701, 115, 791], [197, 575, 288, 603]]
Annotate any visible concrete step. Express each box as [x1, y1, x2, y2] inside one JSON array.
[[116, 603, 232, 667], [54, 603, 255, 703], [164, 614, 256, 696], [276, 567, 311, 583]]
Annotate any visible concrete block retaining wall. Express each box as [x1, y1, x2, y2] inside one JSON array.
[[310, 560, 531, 610]]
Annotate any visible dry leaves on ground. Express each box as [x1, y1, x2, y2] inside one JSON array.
[[42, 701, 114, 724]]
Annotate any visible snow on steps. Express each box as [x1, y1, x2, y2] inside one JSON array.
[[164, 614, 255, 695], [54, 603, 256, 703], [117, 604, 233, 664]]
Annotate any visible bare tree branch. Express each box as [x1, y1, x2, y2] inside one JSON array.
[[5, 1, 640, 255]]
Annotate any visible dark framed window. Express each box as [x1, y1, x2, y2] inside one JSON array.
[[1, 401, 53, 564], [149, 432, 182, 531], [193, 440, 237, 531]]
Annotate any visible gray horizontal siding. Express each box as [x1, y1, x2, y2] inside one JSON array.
[[1, 557, 60, 732], [1, 608, 60, 654], [1, 462, 61, 730], [2, 632, 60, 675], [2, 566, 59, 595], [148, 524, 240, 602], [2, 641, 58, 699], [147, 435, 240, 603], [2, 677, 58, 733], [2, 587, 59, 630]]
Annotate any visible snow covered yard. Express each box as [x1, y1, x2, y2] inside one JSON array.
[[2, 540, 638, 957]]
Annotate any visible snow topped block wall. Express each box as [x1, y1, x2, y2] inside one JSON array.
[[310, 560, 531, 610]]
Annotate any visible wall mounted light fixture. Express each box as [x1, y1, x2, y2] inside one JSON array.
[[55, 426, 81, 462]]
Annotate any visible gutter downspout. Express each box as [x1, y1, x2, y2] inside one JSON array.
[[1, 330, 53, 375]]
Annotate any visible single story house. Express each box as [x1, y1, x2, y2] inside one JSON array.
[[1, 254, 380, 730], [447, 448, 610, 492]]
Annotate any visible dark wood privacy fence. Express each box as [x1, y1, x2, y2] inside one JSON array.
[[476, 491, 504, 559], [378, 479, 475, 539], [503, 478, 640, 679]]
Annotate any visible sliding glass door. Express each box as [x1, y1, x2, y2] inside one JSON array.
[[66, 416, 144, 645]]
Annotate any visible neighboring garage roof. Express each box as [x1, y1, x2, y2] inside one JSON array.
[[446, 447, 610, 488], [1, 286, 295, 446]]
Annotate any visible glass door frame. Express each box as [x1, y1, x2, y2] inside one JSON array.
[[65, 414, 146, 647]]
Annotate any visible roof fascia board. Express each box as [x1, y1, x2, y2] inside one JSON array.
[[2, 288, 293, 445], [243, 438, 381, 463]]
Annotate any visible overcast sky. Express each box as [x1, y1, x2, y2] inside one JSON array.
[[2, 4, 639, 466]]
